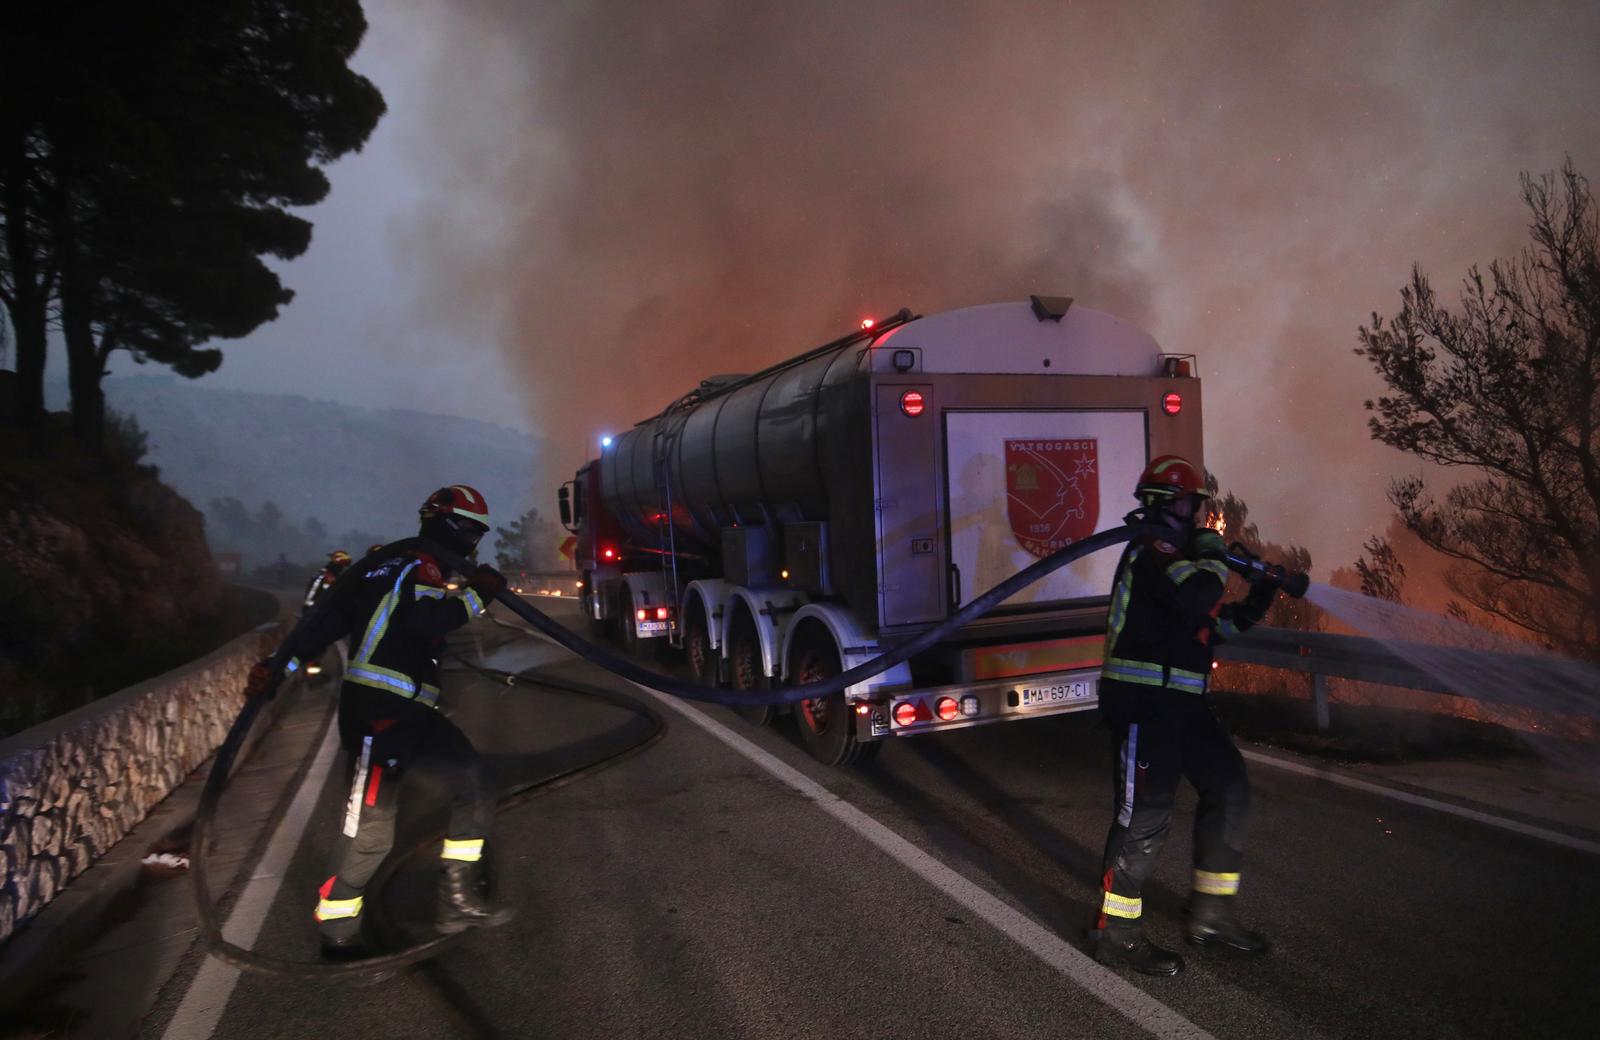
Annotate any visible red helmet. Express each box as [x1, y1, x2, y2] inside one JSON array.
[[419, 485, 491, 528], [1136, 455, 1209, 502]]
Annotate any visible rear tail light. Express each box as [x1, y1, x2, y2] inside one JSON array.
[[655, 606, 669, 620], [935, 697, 960, 722], [635, 608, 647, 621], [1161, 391, 1183, 415], [893, 702, 919, 727]]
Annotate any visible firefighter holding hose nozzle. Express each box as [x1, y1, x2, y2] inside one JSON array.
[[244, 485, 514, 960], [1092, 455, 1299, 976]]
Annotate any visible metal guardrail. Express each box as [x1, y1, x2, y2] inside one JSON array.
[[1217, 626, 1600, 731], [507, 571, 580, 598]]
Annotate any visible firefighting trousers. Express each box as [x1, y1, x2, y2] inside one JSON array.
[[315, 685, 496, 938], [1097, 689, 1250, 928]]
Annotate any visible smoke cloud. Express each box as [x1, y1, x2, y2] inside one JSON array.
[[387, 0, 1600, 574]]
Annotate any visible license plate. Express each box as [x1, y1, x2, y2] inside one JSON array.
[[1018, 679, 1094, 707], [636, 621, 669, 635]]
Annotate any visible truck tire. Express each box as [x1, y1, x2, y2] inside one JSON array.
[[790, 630, 880, 767], [727, 606, 775, 726], [685, 601, 717, 687], [617, 583, 661, 660]]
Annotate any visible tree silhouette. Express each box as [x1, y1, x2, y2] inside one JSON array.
[[494, 506, 561, 573], [1, 2, 385, 440], [1357, 160, 1600, 660]]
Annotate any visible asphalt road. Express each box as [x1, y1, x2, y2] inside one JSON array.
[[139, 601, 1600, 1040]]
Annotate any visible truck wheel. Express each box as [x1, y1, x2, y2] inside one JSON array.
[[685, 605, 717, 687], [617, 584, 660, 660], [727, 608, 775, 727], [790, 635, 880, 767]]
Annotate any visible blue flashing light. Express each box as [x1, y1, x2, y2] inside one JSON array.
[[600, 435, 613, 448]]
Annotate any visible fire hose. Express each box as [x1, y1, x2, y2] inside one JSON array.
[[192, 521, 1304, 978]]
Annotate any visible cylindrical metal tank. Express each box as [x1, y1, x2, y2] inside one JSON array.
[[600, 341, 869, 553]]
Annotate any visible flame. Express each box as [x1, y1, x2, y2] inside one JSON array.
[[1207, 512, 1227, 537]]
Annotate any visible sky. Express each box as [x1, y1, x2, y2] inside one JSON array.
[[105, 0, 1600, 577]]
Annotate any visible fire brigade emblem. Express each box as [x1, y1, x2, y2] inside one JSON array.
[[1005, 439, 1099, 558]]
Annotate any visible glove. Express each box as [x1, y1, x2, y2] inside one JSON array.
[[1189, 527, 1226, 559], [466, 564, 507, 601], [244, 657, 282, 701]]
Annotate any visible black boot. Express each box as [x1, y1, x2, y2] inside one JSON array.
[[438, 859, 516, 934], [1184, 893, 1269, 954], [319, 931, 369, 962], [1093, 922, 1184, 976]]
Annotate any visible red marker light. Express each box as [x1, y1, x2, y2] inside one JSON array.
[[861, 318, 875, 330], [935, 696, 960, 722], [1161, 391, 1183, 416], [893, 702, 918, 727], [602, 547, 616, 560], [900, 390, 926, 417]]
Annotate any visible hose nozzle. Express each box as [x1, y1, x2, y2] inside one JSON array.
[[1223, 542, 1310, 599]]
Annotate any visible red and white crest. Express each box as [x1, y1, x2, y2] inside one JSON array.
[[1005, 438, 1099, 559]]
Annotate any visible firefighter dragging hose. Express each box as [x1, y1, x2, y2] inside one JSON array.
[[244, 485, 514, 962]]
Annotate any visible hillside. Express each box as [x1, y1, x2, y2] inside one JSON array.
[[82, 377, 554, 566], [0, 420, 236, 735]]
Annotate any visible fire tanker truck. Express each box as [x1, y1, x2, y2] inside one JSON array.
[[557, 297, 1204, 765]]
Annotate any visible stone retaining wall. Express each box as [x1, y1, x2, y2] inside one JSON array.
[[0, 624, 278, 945]]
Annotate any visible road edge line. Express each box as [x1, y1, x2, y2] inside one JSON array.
[[1240, 748, 1600, 856], [159, 701, 343, 1040], [638, 686, 1216, 1040]]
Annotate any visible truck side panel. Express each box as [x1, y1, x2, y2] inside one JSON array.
[[874, 382, 946, 627]]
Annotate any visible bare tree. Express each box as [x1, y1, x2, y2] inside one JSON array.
[[1357, 159, 1600, 660]]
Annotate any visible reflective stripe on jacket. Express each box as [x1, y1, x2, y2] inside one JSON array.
[[281, 538, 486, 709]]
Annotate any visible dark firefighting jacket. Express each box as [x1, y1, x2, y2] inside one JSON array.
[[280, 539, 487, 709], [1101, 528, 1270, 697]]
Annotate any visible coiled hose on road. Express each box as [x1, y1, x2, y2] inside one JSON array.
[[191, 522, 1165, 978]]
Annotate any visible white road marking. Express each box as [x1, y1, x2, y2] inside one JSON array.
[[638, 686, 1216, 1040], [160, 701, 343, 1040], [1241, 748, 1600, 857]]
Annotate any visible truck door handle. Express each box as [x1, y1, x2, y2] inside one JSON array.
[[949, 563, 962, 607]]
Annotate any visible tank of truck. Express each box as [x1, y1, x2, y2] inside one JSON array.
[[599, 300, 1198, 628]]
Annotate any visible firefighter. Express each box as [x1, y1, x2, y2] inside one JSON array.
[[1091, 455, 1280, 976], [303, 550, 353, 609], [245, 485, 513, 959]]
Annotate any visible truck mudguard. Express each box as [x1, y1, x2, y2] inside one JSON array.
[[720, 586, 810, 680], [683, 578, 734, 651], [782, 602, 912, 699]]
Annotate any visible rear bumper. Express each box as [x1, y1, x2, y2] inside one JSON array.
[[853, 668, 1100, 740]]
